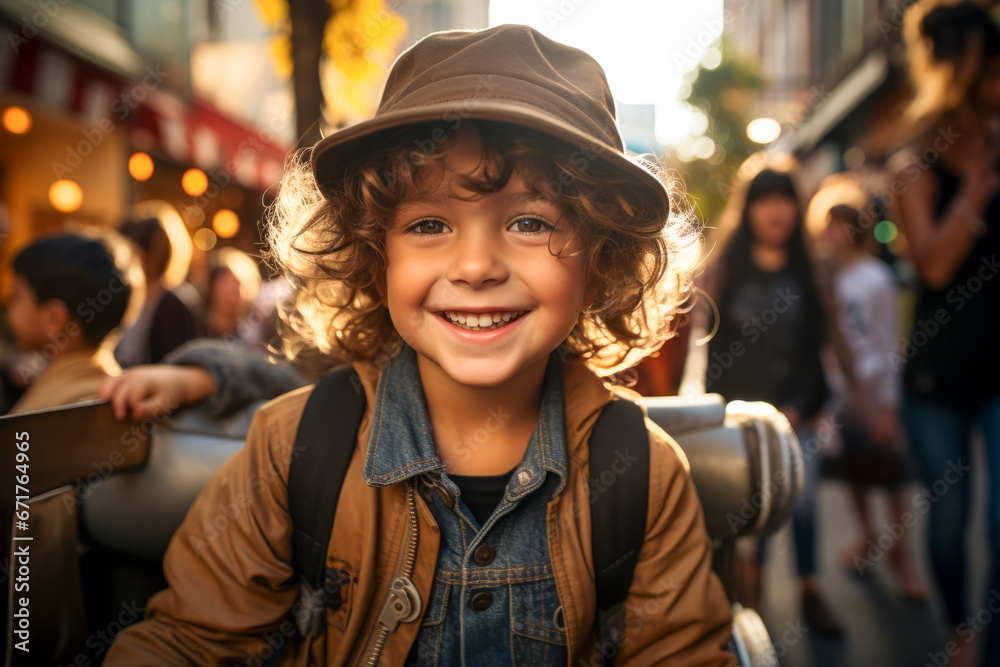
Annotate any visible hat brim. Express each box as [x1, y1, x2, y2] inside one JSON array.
[[310, 101, 669, 218]]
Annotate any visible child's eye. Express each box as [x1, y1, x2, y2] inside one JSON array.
[[405, 218, 448, 235], [508, 217, 553, 235]]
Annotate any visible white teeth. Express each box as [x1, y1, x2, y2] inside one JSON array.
[[440, 310, 525, 331]]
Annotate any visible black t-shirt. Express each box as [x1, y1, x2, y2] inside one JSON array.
[[448, 468, 516, 525], [707, 260, 828, 419]]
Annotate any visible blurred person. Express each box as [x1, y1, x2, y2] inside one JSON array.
[[203, 248, 261, 342], [823, 203, 927, 602], [891, 2, 1000, 664], [6, 234, 133, 413], [683, 167, 847, 636], [115, 216, 200, 365], [205, 266, 244, 339]]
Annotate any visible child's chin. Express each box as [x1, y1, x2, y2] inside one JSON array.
[[437, 358, 520, 388], [443, 368, 514, 388]]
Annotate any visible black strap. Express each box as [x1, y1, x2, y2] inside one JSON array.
[[288, 364, 366, 628], [589, 398, 650, 664]]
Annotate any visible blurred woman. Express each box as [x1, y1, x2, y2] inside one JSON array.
[[684, 167, 846, 636], [892, 2, 1000, 664], [114, 216, 200, 366]]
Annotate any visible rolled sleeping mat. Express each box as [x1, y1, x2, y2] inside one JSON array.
[[639, 396, 803, 540]]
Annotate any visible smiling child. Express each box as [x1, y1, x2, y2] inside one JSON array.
[[106, 25, 737, 666]]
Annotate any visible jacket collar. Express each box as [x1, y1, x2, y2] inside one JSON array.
[[361, 345, 583, 497]]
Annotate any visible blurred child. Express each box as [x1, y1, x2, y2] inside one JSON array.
[[823, 203, 927, 602], [106, 25, 736, 666], [6, 234, 133, 413]]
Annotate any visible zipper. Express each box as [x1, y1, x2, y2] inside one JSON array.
[[360, 480, 422, 666], [421, 473, 456, 509]]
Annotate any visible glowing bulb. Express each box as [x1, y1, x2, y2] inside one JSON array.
[[212, 209, 240, 238], [48, 180, 83, 212], [128, 152, 154, 181], [182, 168, 209, 197], [2, 106, 32, 134], [747, 118, 782, 144]]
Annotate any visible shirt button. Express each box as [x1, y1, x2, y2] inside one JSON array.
[[473, 544, 495, 566], [469, 591, 493, 612], [517, 471, 530, 485]]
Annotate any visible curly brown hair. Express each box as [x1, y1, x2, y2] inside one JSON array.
[[265, 120, 700, 376]]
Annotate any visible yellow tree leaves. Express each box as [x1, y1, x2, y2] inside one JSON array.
[[255, 0, 405, 127]]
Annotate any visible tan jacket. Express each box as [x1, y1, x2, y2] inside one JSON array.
[[106, 356, 736, 666], [9, 348, 121, 414]]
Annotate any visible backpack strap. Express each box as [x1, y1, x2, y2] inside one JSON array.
[[589, 397, 650, 665], [288, 364, 367, 641]]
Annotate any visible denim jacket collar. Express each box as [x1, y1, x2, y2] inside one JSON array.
[[363, 345, 568, 497]]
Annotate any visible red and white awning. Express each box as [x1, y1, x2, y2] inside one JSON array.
[[131, 92, 288, 192], [1, 26, 288, 192]]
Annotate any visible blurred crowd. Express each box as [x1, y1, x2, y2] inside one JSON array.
[[0, 1, 997, 666], [666, 3, 999, 665]]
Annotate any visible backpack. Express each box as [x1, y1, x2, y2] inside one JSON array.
[[287, 364, 650, 666]]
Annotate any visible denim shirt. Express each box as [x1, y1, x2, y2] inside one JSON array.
[[363, 345, 569, 666]]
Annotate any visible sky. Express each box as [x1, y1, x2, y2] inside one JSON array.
[[488, 0, 724, 149]]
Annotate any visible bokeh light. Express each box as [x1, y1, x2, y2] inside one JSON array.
[[182, 168, 209, 196], [747, 118, 782, 144], [874, 220, 898, 244], [48, 180, 83, 212], [183, 206, 205, 228], [212, 209, 240, 238], [2, 106, 32, 134], [194, 228, 217, 251], [128, 152, 154, 181], [701, 46, 722, 70]]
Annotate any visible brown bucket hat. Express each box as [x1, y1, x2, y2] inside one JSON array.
[[311, 24, 669, 218]]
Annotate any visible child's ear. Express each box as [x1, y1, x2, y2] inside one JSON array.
[[42, 300, 71, 336]]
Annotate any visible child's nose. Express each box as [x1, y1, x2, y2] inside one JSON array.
[[445, 229, 508, 288]]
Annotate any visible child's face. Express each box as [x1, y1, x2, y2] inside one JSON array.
[[7, 277, 53, 351], [380, 126, 593, 389]]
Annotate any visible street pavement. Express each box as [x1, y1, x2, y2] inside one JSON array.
[[756, 438, 990, 667]]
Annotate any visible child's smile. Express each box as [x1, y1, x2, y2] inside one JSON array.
[[438, 309, 526, 331], [380, 125, 595, 390]]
